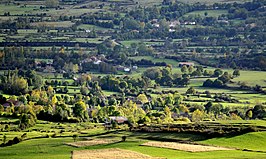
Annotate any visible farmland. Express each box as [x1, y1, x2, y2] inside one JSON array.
[[0, 0, 266, 158], [0, 124, 266, 159]]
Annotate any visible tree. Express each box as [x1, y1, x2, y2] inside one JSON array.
[[192, 109, 204, 122], [204, 101, 213, 113], [137, 94, 149, 104], [119, 81, 128, 89], [0, 71, 29, 95], [137, 43, 154, 56], [45, 0, 59, 8], [51, 95, 58, 107], [121, 136, 127, 142], [186, 87, 196, 94], [173, 93, 183, 106], [72, 134, 78, 142], [63, 62, 79, 73], [73, 101, 88, 121], [3, 134, 6, 143], [210, 104, 224, 117], [163, 106, 173, 123], [233, 69, 240, 77], [188, 65, 194, 73], [213, 69, 223, 77], [181, 65, 188, 74], [218, 72, 231, 84], [252, 105, 265, 119], [0, 105, 4, 113], [119, 100, 146, 124], [143, 68, 162, 80], [55, 102, 70, 120], [179, 104, 189, 113], [213, 79, 224, 88], [123, 18, 140, 30], [203, 79, 213, 87], [245, 110, 253, 119], [19, 110, 37, 130], [80, 86, 89, 95]]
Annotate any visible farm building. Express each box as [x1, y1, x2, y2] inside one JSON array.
[[124, 68, 131, 72], [179, 62, 194, 67], [105, 116, 128, 124]]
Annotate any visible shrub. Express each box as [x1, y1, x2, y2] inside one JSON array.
[[121, 136, 127, 142], [51, 133, 57, 138], [13, 137, 21, 144], [72, 134, 78, 142]]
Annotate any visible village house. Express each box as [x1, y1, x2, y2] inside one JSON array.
[[179, 62, 194, 67], [2, 99, 23, 108]]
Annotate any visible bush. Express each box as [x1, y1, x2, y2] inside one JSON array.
[[175, 117, 191, 122], [13, 137, 21, 144], [121, 136, 127, 142], [51, 133, 57, 138]]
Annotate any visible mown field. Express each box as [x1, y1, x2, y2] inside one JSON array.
[[177, 0, 252, 4], [183, 10, 228, 18], [0, 127, 266, 159]]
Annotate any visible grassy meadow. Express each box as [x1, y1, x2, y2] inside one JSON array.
[[0, 127, 266, 159], [183, 10, 228, 18]]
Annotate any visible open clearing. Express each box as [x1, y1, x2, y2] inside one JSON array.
[[141, 141, 234, 152], [72, 148, 163, 159], [30, 21, 74, 28], [66, 139, 116, 147]]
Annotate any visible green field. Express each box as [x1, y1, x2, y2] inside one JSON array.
[[74, 37, 104, 43], [30, 21, 74, 28], [129, 56, 179, 67], [77, 24, 113, 31], [0, 4, 40, 15], [178, 0, 252, 4], [200, 131, 266, 151], [232, 71, 266, 87], [0, 130, 266, 159], [121, 40, 164, 47], [183, 10, 228, 18]]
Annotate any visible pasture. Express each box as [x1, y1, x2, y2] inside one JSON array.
[[77, 24, 112, 31], [0, 129, 266, 159], [177, 0, 252, 4], [183, 10, 228, 18], [30, 21, 75, 28], [0, 0, 265, 158], [0, 4, 40, 15], [200, 131, 266, 151]]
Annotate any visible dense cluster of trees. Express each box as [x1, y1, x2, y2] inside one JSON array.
[[143, 66, 189, 87], [0, 0, 265, 134]]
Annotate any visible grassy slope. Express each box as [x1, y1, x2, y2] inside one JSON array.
[[177, 0, 251, 4], [0, 138, 77, 159], [200, 132, 266, 151], [1, 129, 266, 159], [0, 136, 265, 159]]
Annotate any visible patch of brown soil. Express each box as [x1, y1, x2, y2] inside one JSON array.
[[141, 141, 234, 152], [66, 139, 116, 147], [71, 148, 164, 159]]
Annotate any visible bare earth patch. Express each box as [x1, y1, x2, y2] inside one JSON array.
[[72, 148, 164, 159], [66, 139, 116, 147], [141, 141, 234, 152]]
